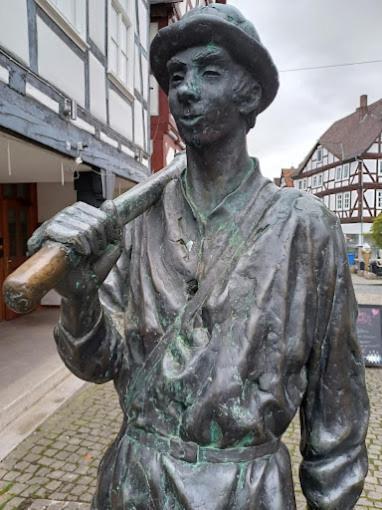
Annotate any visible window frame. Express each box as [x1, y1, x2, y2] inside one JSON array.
[[378, 161, 382, 177], [107, 0, 134, 101], [343, 191, 351, 210], [336, 193, 343, 210], [377, 190, 382, 209], [335, 166, 342, 181], [35, 0, 88, 51], [342, 163, 350, 180]]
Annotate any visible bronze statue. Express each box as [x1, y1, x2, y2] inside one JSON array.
[[24, 5, 368, 509]]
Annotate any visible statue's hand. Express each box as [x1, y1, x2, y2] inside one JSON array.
[[27, 201, 122, 300]]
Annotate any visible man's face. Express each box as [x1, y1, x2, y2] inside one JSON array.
[[167, 45, 247, 147]]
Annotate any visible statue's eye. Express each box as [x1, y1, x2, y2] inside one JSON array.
[[203, 70, 221, 78], [170, 73, 184, 84]]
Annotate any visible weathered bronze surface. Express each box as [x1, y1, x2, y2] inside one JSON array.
[[26, 5, 369, 509]]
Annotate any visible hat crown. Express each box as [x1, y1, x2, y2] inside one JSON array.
[[182, 4, 261, 44]]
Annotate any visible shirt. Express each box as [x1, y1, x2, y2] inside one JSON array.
[[55, 161, 369, 510]]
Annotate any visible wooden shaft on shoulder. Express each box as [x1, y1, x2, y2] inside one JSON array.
[[3, 153, 186, 314]]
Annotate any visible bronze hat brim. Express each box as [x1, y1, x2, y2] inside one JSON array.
[[150, 13, 279, 114]]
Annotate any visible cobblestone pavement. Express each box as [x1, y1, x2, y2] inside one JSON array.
[[0, 369, 381, 509]]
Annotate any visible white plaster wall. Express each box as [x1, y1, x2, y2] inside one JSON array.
[[178, 1, 187, 16], [149, 23, 159, 116], [109, 89, 133, 140], [134, 43, 142, 95], [37, 17, 85, 106], [37, 182, 76, 223], [365, 189, 375, 209], [137, 0, 149, 50], [0, 0, 29, 64], [89, 53, 107, 123], [142, 55, 149, 102], [134, 101, 144, 149], [89, 0, 106, 54]]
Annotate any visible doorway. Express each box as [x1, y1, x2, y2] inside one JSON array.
[[0, 183, 37, 320]]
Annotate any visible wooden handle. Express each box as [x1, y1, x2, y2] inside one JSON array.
[[3, 153, 187, 315], [3, 243, 69, 314]]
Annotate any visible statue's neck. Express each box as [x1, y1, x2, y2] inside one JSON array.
[[185, 132, 252, 217]]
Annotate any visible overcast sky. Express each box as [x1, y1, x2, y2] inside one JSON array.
[[228, 0, 382, 179]]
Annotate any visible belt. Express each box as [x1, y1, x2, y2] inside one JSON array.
[[127, 426, 280, 464]]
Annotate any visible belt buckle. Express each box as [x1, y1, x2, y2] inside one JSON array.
[[169, 437, 198, 463]]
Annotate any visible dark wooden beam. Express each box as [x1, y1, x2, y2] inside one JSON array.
[[0, 82, 149, 182]]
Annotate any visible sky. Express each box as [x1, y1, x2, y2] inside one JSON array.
[[228, 0, 382, 180]]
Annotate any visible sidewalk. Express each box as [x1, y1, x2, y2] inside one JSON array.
[[0, 309, 84, 459], [0, 370, 381, 509]]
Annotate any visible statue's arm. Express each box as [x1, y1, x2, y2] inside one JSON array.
[[54, 242, 130, 383], [28, 201, 129, 383], [299, 223, 369, 509]]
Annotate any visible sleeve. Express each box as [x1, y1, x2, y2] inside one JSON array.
[[54, 225, 132, 383], [299, 220, 369, 509]]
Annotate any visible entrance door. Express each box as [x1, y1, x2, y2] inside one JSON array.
[[0, 184, 37, 320]]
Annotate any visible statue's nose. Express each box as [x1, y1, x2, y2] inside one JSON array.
[[177, 73, 201, 103]]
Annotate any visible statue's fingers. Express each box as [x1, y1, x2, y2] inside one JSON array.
[[27, 222, 48, 255], [58, 210, 107, 256], [45, 220, 92, 256]]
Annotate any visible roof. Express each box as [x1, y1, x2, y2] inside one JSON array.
[[297, 97, 382, 174]]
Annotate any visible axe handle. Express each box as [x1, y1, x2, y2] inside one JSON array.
[[3, 153, 186, 314]]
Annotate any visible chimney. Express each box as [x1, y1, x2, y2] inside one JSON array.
[[358, 94, 368, 117]]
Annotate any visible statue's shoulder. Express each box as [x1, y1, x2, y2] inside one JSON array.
[[275, 186, 340, 231]]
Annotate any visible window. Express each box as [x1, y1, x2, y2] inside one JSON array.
[[343, 191, 351, 210], [377, 190, 382, 209], [303, 179, 307, 190], [298, 181, 302, 190], [36, 0, 87, 49], [317, 148, 322, 161], [313, 175, 317, 188], [318, 174, 323, 186], [109, 0, 133, 92], [342, 163, 350, 180], [378, 161, 382, 177], [336, 193, 343, 210], [48, 0, 86, 35], [335, 167, 342, 181]]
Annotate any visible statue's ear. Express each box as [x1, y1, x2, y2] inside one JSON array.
[[238, 82, 262, 117]]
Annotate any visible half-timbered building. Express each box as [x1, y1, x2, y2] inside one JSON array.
[[0, 0, 151, 320], [293, 95, 382, 248], [149, 0, 226, 172]]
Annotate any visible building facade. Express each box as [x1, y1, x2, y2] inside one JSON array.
[[0, 0, 151, 320], [149, 0, 226, 172], [292, 95, 382, 249]]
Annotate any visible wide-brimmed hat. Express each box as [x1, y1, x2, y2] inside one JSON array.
[[150, 4, 279, 114]]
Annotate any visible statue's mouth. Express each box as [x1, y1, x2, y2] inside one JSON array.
[[180, 114, 203, 126]]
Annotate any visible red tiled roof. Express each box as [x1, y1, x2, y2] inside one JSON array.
[[296, 97, 382, 175], [320, 98, 382, 160]]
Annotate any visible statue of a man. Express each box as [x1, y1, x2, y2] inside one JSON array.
[[29, 5, 369, 509]]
